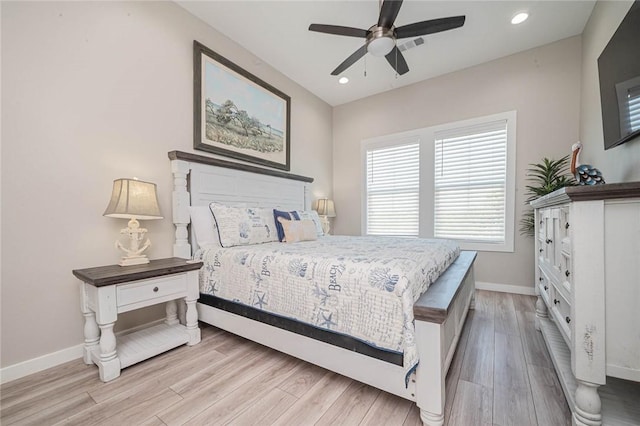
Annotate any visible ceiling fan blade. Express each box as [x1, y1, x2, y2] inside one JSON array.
[[309, 24, 369, 38], [378, 0, 403, 29], [331, 45, 368, 76], [385, 46, 409, 75], [395, 16, 466, 39]]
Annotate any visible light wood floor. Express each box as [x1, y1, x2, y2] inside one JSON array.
[[1, 290, 570, 426]]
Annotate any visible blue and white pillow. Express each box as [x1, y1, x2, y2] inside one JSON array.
[[296, 210, 324, 237], [273, 209, 300, 242], [210, 203, 278, 247]]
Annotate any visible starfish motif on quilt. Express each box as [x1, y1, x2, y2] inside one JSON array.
[[319, 311, 337, 329], [253, 292, 268, 309]]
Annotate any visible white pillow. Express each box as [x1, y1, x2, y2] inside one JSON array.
[[210, 203, 278, 247], [188, 206, 220, 248], [296, 210, 324, 237]]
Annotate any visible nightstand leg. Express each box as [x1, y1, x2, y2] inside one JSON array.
[[165, 300, 179, 325], [177, 299, 186, 325], [185, 299, 200, 345], [82, 311, 100, 365], [98, 322, 120, 382]]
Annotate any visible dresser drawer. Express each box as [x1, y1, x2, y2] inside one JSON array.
[[557, 251, 572, 300], [117, 274, 188, 313], [551, 287, 571, 345], [537, 267, 551, 304], [560, 207, 571, 240]]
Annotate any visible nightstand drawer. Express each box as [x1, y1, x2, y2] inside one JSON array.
[[117, 274, 188, 312]]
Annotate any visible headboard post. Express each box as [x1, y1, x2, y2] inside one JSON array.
[[171, 159, 191, 259]]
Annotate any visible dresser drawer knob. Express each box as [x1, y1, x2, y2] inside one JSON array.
[[565, 270, 570, 277], [546, 239, 553, 244], [544, 286, 548, 291], [554, 299, 560, 305], [566, 316, 571, 324], [539, 277, 544, 282], [565, 222, 570, 230], [539, 248, 543, 253], [153, 286, 159, 293]]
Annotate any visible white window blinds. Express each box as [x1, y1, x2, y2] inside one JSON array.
[[365, 142, 420, 237], [434, 120, 508, 243]]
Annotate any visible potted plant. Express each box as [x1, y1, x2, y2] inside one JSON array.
[[520, 156, 575, 237]]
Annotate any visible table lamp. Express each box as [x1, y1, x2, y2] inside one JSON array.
[[316, 198, 336, 235], [103, 178, 163, 266]]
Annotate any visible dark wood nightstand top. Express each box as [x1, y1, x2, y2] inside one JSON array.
[[73, 257, 203, 287]]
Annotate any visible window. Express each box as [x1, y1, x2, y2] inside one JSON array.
[[364, 140, 420, 237], [361, 111, 516, 252], [434, 120, 508, 245]]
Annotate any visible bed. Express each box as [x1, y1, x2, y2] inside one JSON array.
[[169, 150, 476, 426]]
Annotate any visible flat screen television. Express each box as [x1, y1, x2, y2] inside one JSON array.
[[597, 0, 640, 150]]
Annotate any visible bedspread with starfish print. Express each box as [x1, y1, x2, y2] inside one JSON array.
[[198, 235, 459, 384]]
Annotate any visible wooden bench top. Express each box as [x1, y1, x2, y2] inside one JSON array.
[[413, 251, 477, 324]]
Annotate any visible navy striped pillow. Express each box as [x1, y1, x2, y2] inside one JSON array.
[[273, 209, 300, 242]]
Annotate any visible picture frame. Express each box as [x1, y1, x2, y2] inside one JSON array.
[[194, 41, 291, 171]]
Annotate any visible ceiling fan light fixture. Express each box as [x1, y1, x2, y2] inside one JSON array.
[[338, 76, 349, 84], [368, 36, 395, 57], [511, 12, 529, 25]]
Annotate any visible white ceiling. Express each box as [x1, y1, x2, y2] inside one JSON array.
[[178, 1, 596, 106]]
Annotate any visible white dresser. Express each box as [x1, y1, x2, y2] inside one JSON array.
[[532, 182, 640, 426]]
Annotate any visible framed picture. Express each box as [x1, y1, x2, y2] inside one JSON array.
[[194, 41, 291, 171]]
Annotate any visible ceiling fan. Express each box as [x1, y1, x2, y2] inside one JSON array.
[[309, 0, 466, 76]]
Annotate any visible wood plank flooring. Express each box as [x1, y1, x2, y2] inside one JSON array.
[[0, 291, 571, 425]]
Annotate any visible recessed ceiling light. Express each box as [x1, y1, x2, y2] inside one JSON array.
[[511, 12, 529, 25], [338, 77, 349, 84]]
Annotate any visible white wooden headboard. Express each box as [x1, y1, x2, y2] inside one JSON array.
[[169, 151, 313, 258]]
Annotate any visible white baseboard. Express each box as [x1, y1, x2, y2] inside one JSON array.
[[0, 343, 85, 385], [0, 319, 164, 384], [475, 281, 536, 296]]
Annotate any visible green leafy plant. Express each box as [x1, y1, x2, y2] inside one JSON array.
[[520, 156, 575, 237]]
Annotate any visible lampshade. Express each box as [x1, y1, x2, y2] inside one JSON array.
[[103, 178, 162, 220], [316, 198, 336, 217]]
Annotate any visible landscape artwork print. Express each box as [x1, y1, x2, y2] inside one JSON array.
[[194, 41, 291, 171]]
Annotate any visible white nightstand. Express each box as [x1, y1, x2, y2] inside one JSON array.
[[73, 257, 203, 382]]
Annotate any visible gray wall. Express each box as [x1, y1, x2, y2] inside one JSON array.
[[579, 0, 639, 181], [332, 36, 583, 290], [1, 1, 333, 368]]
